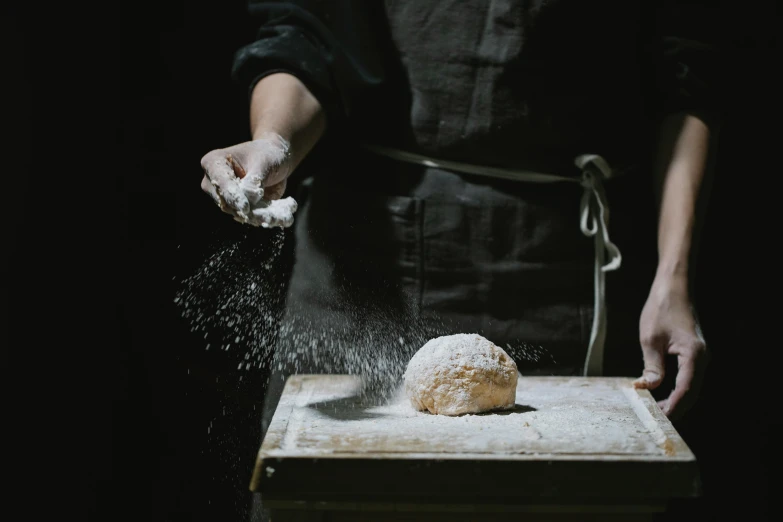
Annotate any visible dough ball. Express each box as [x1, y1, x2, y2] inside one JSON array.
[[403, 333, 518, 416]]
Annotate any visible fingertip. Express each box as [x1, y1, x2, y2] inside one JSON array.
[[632, 378, 648, 390], [634, 371, 662, 390]]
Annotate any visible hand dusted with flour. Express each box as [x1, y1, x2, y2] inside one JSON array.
[[404, 334, 518, 416], [200, 133, 299, 228]]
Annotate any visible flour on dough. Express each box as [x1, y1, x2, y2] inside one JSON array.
[[403, 333, 518, 416]]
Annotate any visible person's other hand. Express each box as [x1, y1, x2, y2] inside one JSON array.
[[200, 133, 293, 227], [634, 276, 707, 419]]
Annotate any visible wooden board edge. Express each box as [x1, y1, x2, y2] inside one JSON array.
[[622, 386, 695, 460], [257, 451, 697, 462], [249, 375, 305, 491]]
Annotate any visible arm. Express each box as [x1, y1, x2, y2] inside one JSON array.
[[635, 112, 711, 418], [202, 1, 382, 227], [654, 113, 709, 284], [249, 72, 326, 185]]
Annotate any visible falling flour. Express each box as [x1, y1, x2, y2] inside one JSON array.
[[174, 230, 289, 371], [175, 232, 557, 401]]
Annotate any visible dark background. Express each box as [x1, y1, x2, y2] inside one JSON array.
[[10, 1, 778, 521]]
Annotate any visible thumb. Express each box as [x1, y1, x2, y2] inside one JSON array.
[[633, 333, 666, 390]]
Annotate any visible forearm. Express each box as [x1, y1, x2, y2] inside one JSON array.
[[249, 72, 326, 177], [653, 113, 711, 288]]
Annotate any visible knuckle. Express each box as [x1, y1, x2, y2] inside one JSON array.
[[639, 331, 664, 348], [200, 150, 222, 170], [686, 338, 707, 356]]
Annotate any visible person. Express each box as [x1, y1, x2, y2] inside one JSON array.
[[200, 0, 717, 515]]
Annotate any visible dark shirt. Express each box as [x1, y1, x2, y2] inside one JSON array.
[[232, 0, 719, 171]]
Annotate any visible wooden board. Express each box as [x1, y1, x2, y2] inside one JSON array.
[[251, 375, 699, 503]]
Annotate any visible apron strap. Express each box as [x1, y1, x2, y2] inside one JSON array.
[[363, 145, 623, 376], [575, 155, 622, 376]]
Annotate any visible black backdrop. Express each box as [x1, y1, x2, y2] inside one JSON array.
[[11, 1, 778, 521]]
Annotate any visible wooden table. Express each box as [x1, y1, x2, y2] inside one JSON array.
[[251, 375, 699, 521]]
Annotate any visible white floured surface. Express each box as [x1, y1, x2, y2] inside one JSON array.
[[272, 375, 679, 458]]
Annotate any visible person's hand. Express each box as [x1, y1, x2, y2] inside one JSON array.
[[633, 276, 707, 419], [200, 132, 296, 228]]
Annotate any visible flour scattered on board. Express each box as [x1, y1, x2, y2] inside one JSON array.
[[279, 377, 669, 457]]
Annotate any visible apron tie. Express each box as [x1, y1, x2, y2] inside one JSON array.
[[574, 154, 622, 376], [363, 144, 623, 376]]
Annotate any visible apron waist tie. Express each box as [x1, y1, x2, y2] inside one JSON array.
[[363, 144, 622, 376]]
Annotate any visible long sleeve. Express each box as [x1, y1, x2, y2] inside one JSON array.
[[231, 1, 388, 133], [648, 1, 723, 128]]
